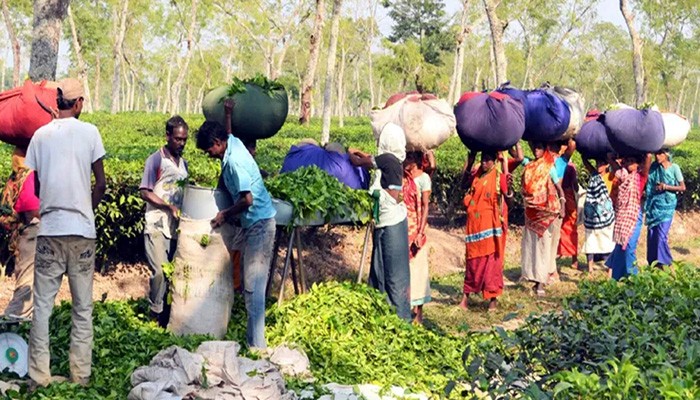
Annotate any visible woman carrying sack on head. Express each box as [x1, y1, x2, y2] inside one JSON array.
[[580, 158, 616, 272], [645, 149, 684, 269]]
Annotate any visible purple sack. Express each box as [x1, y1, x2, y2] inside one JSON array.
[[454, 92, 525, 151], [522, 89, 571, 142], [575, 119, 613, 160], [602, 109, 665, 156], [280, 144, 370, 189]]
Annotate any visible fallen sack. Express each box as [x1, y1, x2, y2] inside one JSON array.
[[603, 108, 665, 156], [661, 112, 690, 148], [280, 143, 370, 189], [0, 80, 58, 148], [370, 92, 456, 151], [202, 83, 288, 141], [522, 89, 571, 142], [550, 85, 585, 139], [576, 118, 613, 160], [168, 218, 234, 339], [454, 91, 525, 151]]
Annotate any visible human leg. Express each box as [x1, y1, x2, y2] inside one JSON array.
[[242, 219, 276, 348], [66, 237, 96, 384]]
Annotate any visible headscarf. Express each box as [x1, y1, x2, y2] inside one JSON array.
[[1, 147, 32, 257], [377, 123, 406, 162]]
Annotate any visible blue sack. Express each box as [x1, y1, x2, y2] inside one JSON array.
[[576, 119, 613, 160], [602, 109, 665, 156], [522, 89, 571, 142], [280, 144, 370, 189], [454, 92, 525, 151]]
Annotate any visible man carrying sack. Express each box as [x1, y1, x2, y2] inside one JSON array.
[[25, 78, 107, 387]]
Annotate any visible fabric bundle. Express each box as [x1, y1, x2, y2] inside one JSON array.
[[454, 91, 525, 151]]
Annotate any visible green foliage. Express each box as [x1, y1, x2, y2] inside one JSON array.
[[224, 74, 286, 98], [383, 0, 451, 66]]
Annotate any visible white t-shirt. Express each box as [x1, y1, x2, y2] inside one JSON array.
[[25, 117, 106, 239]]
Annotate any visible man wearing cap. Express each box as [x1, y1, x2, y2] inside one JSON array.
[[24, 78, 107, 387]]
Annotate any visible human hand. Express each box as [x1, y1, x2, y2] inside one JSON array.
[[211, 211, 226, 228], [224, 98, 235, 113], [169, 205, 181, 219], [656, 183, 666, 192]]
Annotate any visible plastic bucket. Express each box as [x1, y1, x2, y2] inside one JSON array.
[[181, 185, 233, 220]]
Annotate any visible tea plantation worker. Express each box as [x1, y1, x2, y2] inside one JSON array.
[[139, 116, 189, 326], [605, 153, 651, 280], [581, 158, 616, 273], [557, 162, 579, 270], [196, 103, 276, 349], [645, 149, 684, 270], [460, 151, 512, 311], [403, 151, 432, 324], [1, 147, 41, 319], [25, 78, 107, 387], [520, 142, 565, 297], [349, 123, 411, 322], [546, 139, 576, 283]]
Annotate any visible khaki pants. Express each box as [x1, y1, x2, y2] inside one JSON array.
[[28, 236, 96, 386], [3, 222, 39, 318]]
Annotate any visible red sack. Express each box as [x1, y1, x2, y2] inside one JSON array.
[[0, 80, 58, 148]]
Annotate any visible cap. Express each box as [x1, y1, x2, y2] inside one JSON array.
[[57, 78, 84, 101]]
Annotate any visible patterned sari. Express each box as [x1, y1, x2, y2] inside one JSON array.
[[463, 167, 505, 299], [0, 149, 32, 257], [522, 152, 561, 236], [404, 171, 430, 306]]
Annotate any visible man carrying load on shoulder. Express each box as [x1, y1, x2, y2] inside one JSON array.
[[25, 78, 107, 387], [139, 116, 189, 327], [196, 99, 276, 350]]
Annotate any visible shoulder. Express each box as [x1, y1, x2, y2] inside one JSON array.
[[145, 150, 163, 166]]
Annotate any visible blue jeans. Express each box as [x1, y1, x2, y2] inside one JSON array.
[[606, 210, 643, 280], [370, 218, 411, 321], [234, 218, 276, 348]]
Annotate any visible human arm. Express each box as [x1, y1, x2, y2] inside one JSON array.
[[349, 149, 375, 169], [656, 164, 686, 193], [460, 151, 477, 189], [555, 181, 566, 218], [211, 192, 253, 228], [503, 173, 514, 208], [561, 139, 576, 161], [582, 158, 595, 174], [224, 99, 234, 135], [607, 152, 621, 173], [423, 150, 436, 175], [91, 158, 107, 210], [419, 190, 430, 236], [140, 189, 180, 218], [640, 153, 652, 177]]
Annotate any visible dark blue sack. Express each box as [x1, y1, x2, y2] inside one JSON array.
[[602, 109, 665, 156], [576, 119, 613, 160], [522, 89, 571, 142], [454, 92, 525, 151], [280, 144, 370, 189]]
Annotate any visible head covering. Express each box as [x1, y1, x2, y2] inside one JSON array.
[[57, 78, 84, 101], [377, 123, 406, 162], [11, 147, 27, 174]]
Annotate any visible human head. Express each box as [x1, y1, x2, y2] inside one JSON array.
[[403, 151, 423, 171], [531, 142, 546, 159], [196, 121, 229, 159], [654, 149, 670, 164], [56, 78, 84, 118], [622, 154, 644, 172], [166, 115, 188, 157], [377, 123, 406, 162], [481, 151, 497, 172]]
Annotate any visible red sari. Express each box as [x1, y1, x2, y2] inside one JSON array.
[[557, 163, 578, 257], [462, 167, 507, 299]]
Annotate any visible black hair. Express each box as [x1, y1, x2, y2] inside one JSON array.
[[242, 139, 257, 150], [56, 88, 78, 110], [196, 121, 228, 150], [482, 151, 498, 162], [166, 115, 189, 136], [405, 151, 423, 165]]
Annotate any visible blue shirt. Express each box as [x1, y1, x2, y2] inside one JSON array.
[[222, 135, 276, 228], [521, 155, 567, 184]]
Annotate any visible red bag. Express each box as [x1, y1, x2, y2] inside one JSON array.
[[0, 80, 58, 148]]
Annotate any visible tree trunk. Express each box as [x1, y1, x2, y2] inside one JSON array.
[[1, 0, 20, 86], [472, 66, 482, 91], [483, 0, 507, 85], [94, 54, 101, 111], [170, 0, 199, 115], [320, 0, 342, 144], [162, 60, 173, 113], [520, 20, 532, 88], [28, 0, 70, 81], [1, 62, 5, 90], [675, 77, 688, 114], [299, 0, 326, 125], [185, 83, 192, 114], [620, 0, 645, 107], [366, 0, 377, 108], [690, 78, 700, 127], [449, 0, 471, 104], [111, 0, 129, 114], [337, 46, 346, 127], [156, 83, 162, 113], [67, 5, 93, 112]]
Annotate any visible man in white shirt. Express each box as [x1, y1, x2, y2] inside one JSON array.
[[24, 78, 107, 387]]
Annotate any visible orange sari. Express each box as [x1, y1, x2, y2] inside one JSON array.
[[463, 167, 505, 299], [522, 152, 561, 236], [558, 164, 578, 257]]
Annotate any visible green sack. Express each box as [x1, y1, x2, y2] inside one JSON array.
[[202, 84, 289, 141]]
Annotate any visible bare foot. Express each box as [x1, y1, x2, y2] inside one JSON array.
[[488, 298, 498, 312], [458, 295, 469, 311]]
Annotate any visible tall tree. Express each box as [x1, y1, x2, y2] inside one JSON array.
[[448, 1, 483, 103], [169, 0, 199, 114], [66, 5, 92, 112], [321, 0, 343, 143], [1, 0, 22, 86], [299, 0, 326, 125], [620, 0, 645, 107], [28, 0, 70, 81], [384, 0, 450, 65], [111, 0, 129, 114], [482, 0, 507, 85]]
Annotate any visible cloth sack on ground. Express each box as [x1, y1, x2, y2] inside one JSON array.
[[550, 86, 585, 139], [370, 93, 456, 151], [454, 91, 525, 151], [522, 89, 571, 142], [661, 112, 690, 148], [603, 109, 665, 155], [168, 218, 234, 339], [202, 84, 288, 141], [196, 341, 241, 386], [280, 144, 370, 189], [269, 345, 310, 376], [576, 119, 614, 160], [0, 81, 58, 148]]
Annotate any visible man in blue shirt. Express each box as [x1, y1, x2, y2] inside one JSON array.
[[196, 104, 276, 349]]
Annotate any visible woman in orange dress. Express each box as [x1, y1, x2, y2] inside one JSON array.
[[459, 151, 513, 311]]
